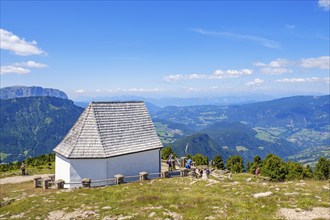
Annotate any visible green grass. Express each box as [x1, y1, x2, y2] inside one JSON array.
[[1, 173, 329, 219]]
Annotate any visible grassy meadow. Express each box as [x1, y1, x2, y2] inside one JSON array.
[[1, 172, 329, 219]]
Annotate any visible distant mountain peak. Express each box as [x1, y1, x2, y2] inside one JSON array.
[[0, 86, 68, 100]]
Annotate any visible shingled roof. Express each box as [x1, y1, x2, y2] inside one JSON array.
[[53, 101, 163, 158]]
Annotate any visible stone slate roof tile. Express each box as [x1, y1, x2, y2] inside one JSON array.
[[53, 101, 163, 158]]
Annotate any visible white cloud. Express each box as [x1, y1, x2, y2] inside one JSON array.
[[183, 87, 201, 92], [276, 77, 320, 83], [254, 58, 293, 75], [318, 0, 330, 11], [109, 88, 164, 93], [0, 60, 47, 75], [75, 89, 85, 93], [164, 69, 253, 82], [212, 69, 253, 79], [164, 73, 207, 82], [23, 61, 48, 68], [300, 56, 330, 69], [246, 78, 264, 86], [325, 77, 330, 84], [127, 88, 164, 92], [255, 56, 329, 75], [260, 67, 293, 75], [0, 65, 30, 74], [190, 28, 281, 49], [0, 29, 46, 56]]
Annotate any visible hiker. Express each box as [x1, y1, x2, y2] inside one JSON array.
[[205, 166, 210, 176], [21, 162, 25, 176], [255, 167, 260, 177], [185, 163, 191, 169], [168, 153, 173, 171], [199, 169, 203, 178], [187, 158, 192, 166]]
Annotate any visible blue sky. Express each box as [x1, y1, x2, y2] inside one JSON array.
[[1, 1, 329, 100]]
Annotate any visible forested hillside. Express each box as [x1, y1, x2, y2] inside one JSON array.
[[152, 95, 329, 162], [0, 97, 83, 163]]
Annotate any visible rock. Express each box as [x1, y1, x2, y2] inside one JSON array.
[[284, 192, 299, 196], [148, 212, 156, 217], [253, 191, 273, 198], [102, 206, 111, 210]]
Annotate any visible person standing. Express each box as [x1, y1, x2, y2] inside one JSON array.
[[255, 167, 260, 177], [21, 162, 25, 176], [168, 153, 173, 171]]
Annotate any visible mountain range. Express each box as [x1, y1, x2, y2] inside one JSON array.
[[1, 86, 329, 165], [0, 86, 68, 100]]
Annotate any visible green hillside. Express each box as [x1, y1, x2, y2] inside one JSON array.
[[170, 122, 298, 162], [0, 97, 83, 163], [153, 95, 330, 161]]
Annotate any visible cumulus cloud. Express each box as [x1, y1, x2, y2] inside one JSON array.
[[190, 28, 281, 49], [109, 88, 164, 93], [0, 29, 46, 56], [318, 0, 330, 11], [22, 61, 48, 68], [0, 66, 30, 74], [276, 77, 320, 83], [213, 69, 253, 78], [75, 89, 85, 93], [0, 60, 47, 75], [164, 73, 207, 82], [300, 56, 330, 69], [254, 59, 293, 74], [127, 88, 164, 92], [246, 78, 264, 86], [255, 56, 329, 75], [164, 69, 253, 82], [260, 67, 293, 75]]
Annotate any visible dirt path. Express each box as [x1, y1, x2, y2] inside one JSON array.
[[0, 174, 53, 185], [277, 207, 330, 220]]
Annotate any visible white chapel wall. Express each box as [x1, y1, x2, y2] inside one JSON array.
[[106, 149, 161, 179], [55, 154, 71, 183]]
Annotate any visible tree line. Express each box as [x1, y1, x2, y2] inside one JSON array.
[[0, 153, 55, 173], [162, 146, 330, 181]]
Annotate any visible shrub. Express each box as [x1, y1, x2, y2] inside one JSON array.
[[213, 155, 225, 169], [261, 154, 288, 181], [248, 155, 263, 174], [226, 155, 244, 173], [314, 157, 330, 180], [286, 161, 304, 180], [193, 153, 209, 166], [161, 146, 176, 160]]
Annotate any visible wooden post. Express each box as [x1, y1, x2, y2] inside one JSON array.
[[180, 157, 186, 168], [161, 171, 170, 178], [42, 178, 51, 189], [34, 177, 41, 188], [114, 174, 124, 184], [171, 161, 176, 170], [48, 175, 55, 182], [139, 172, 148, 181], [82, 178, 91, 188], [180, 168, 188, 177], [54, 179, 65, 189]]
